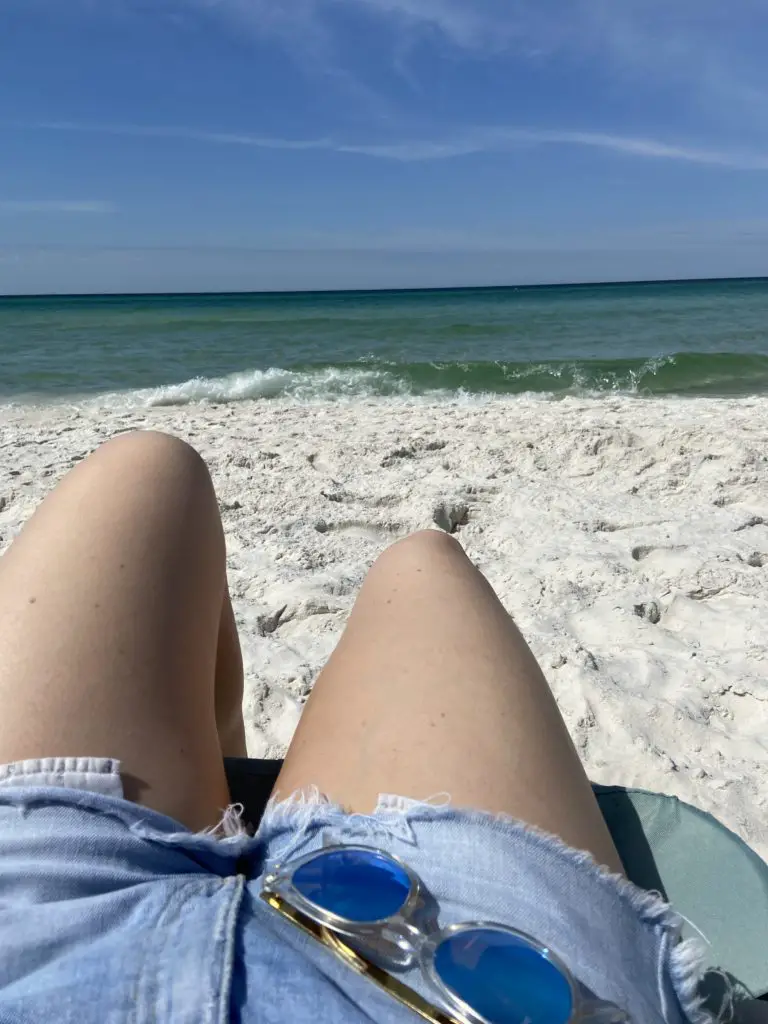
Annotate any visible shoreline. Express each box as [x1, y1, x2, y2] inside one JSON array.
[[1, 394, 767, 858]]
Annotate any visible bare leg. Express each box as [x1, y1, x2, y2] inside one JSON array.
[[0, 431, 245, 831], [216, 587, 247, 759], [276, 530, 623, 873]]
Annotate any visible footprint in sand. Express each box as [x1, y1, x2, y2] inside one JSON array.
[[315, 520, 402, 543], [432, 500, 470, 535], [307, 452, 337, 477], [630, 543, 695, 574]]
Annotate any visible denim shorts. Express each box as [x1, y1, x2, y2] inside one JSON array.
[[0, 757, 711, 1024]]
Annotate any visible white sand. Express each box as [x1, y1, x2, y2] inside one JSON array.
[[1, 394, 767, 858]]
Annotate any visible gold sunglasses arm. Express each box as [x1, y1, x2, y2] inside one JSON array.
[[260, 891, 463, 1024]]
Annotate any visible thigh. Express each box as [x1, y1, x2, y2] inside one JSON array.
[[0, 431, 230, 831], [275, 530, 623, 873]]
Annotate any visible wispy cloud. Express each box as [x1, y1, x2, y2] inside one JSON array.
[[38, 121, 327, 151], [340, 0, 509, 51], [179, 0, 533, 55], [359, 0, 768, 126], [36, 120, 768, 170], [17, 2, 768, 132], [18, 2, 768, 142], [0, 199, 116, 214], [340, 128, 768, 168], [176, 0, 768, 127]]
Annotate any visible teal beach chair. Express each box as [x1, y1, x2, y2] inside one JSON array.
[[593, 785, 768, 1013]]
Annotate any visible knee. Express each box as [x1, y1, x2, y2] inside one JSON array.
[[98, 430, 204, 466], [374, 528, 468, 574], [89, 431, 212, 487]]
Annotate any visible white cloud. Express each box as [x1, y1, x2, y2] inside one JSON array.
[[38, 120, 768, 170], [40, 120, 329, 150], [341, 0, 507, 50], [177, 0, 768, 126], [338, 128, 768, 168], [571, 1, 768, 118], [22, 1, 768, 125], [357, 0, 768, 125], [22, 2, 768, 138], [0, 200, 116, 214]]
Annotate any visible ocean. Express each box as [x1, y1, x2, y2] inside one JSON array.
[[2, 278, 768, 405]]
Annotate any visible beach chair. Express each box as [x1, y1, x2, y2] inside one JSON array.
[[224, 758, 768, 1017]]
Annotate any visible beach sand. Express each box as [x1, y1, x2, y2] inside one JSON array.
[[1, 394, 766, 858]]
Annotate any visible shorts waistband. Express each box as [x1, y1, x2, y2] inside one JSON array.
[[0, 757, 124, 799]]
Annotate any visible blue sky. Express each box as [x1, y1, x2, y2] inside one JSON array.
[[2, 0, 768, 292]]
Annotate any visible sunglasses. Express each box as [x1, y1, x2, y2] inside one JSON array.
[[260, 844, 629, 1024]]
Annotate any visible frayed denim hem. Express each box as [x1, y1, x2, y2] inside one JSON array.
[[0, 760, 719, 1022], [258, 787, 716, 1024]]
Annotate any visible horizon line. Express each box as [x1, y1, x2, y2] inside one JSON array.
[[3, 274, 768, 301]]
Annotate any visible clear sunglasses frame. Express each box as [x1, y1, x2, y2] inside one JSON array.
[[260, 843, 628, 1024]]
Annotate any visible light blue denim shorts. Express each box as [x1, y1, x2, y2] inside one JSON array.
[[0, 757, 711, 1024]]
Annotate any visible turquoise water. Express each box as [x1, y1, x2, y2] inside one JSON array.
[[2, 279, 768, 404]]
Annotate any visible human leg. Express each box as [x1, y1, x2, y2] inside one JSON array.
[[275, 530, 623, 873], [0, 430, 245, 831]]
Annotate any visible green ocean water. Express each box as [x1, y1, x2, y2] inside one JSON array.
[[1, 279, 768, 405]]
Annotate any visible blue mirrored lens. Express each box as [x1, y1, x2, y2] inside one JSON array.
[[291, 849, 412, 923], [434, 928, 573, 1024]]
